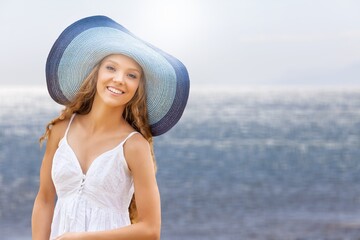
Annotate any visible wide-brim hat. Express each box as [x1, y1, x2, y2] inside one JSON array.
[[46, 15, 190, 136]]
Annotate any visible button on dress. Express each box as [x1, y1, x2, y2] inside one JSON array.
[[50, 113, 137, 239]]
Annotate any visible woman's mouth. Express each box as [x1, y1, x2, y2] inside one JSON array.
[[107, 86, 124, 95]]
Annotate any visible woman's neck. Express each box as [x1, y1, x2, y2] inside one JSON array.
[[83, 104, 126, 134]]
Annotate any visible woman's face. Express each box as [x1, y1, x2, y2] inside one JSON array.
[[95, 54, 143, 108]]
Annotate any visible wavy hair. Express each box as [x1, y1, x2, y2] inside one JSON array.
[[40, 58, 156, 223]]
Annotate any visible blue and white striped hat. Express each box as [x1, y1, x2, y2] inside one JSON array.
[[46, 15, 190, 136]]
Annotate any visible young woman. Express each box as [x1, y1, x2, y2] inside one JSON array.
[[31, 16, 189, 240]]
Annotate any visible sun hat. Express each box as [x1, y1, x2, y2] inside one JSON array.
[[46, 15, 190, 136]]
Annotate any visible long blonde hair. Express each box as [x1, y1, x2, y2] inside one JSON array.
[[40, 58, 156, 223]]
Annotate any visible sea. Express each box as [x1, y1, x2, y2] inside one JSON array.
[[1, 85, 360, 240]]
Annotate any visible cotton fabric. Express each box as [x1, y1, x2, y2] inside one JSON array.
[[50, 113, 136, 239]]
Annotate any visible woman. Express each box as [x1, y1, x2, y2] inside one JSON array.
[[31, 16, 189, 240]]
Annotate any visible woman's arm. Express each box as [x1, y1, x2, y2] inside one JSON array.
[[56, 133, 161, 240], [32, 121, 67, 240]]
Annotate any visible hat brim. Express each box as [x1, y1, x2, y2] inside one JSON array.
[[46, 15, 190, 136]]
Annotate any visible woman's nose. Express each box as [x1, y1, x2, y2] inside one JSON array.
[[113, 73, 125, 83]]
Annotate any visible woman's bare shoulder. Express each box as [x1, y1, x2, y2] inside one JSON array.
[[48, 117, 70, 143], [41, 117, 71, 167], [123, 132, 153, 167], [124, 132, 149, 151]]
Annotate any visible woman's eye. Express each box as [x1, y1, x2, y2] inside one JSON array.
[[106, 66, 116, 71], [128, 73, 137, 79]]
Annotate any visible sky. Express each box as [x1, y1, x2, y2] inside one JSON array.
[[1, 0, 360, 86]]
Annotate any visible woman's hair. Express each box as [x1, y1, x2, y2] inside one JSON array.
[[39, 58, 156, 224]]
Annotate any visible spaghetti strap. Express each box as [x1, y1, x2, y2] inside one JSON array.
[[121, 132, 139, 145], [64, 113, 76, 138]]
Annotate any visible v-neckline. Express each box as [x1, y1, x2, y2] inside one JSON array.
[[63, 113, 137, 176], [64, 136, 122, 176], [64, 113, 126, 176]]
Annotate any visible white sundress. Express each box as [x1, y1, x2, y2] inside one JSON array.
[[50, 113, 137, 239]]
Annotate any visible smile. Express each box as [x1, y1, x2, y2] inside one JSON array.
[[107, 86, 124, 95]]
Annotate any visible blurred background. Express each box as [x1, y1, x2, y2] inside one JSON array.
[[1, 0, 360, 239]]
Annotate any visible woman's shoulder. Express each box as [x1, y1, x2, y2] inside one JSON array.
[[42, 116, 72, 155], [123, 133, 153, 171], [121, 121, 147, 146], [123, 132, 149, 153], [48, 117, 71, 143]]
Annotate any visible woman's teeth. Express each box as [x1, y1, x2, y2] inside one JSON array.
[[107, 87, 123, 94]]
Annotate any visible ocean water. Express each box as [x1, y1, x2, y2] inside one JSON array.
[[1, 85, 360, 239]]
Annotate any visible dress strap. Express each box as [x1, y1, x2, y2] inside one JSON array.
[[121, 131, 139, 145], [64, 113, 76, 137]]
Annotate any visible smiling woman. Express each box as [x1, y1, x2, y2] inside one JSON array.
[[31, 15, 190, 240], [96, 54, 143, 108]]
